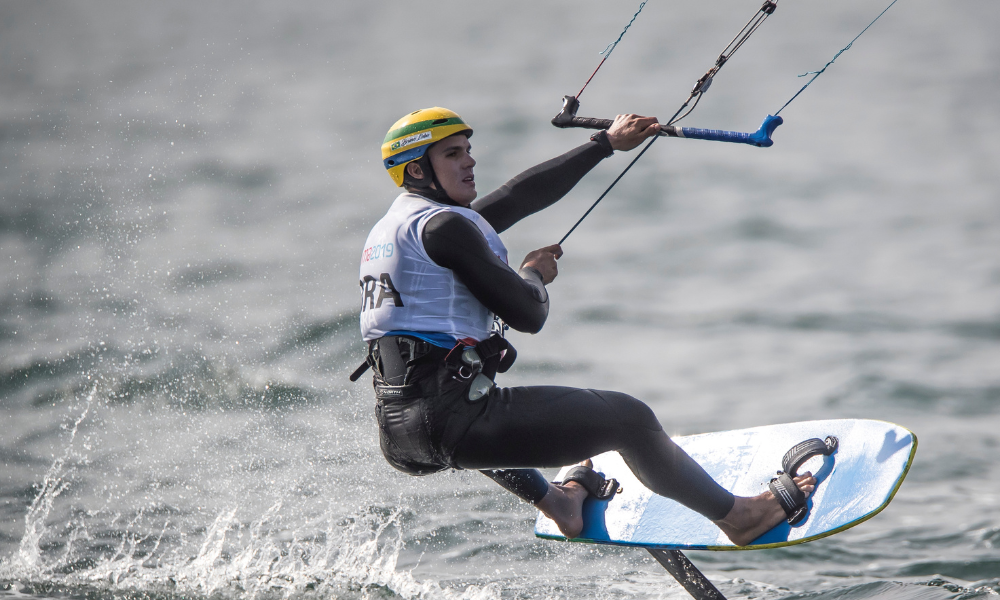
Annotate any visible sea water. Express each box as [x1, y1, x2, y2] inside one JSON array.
[[2, 1, 999, 599]]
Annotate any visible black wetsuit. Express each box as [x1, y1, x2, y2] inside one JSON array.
[[369, 134, 736, 521]]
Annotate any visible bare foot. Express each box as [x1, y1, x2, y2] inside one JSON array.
[[714, 472, 816, 546], [534, 460, 592, 538]]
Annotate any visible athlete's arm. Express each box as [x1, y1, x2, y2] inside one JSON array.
[[471, 137, 613, 234], [422, 212, 549, 334], [472, 114, 660, 233]]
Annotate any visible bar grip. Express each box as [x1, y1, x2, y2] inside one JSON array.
[[551, 95, 783, 148], [553, 96, 609, 129], [566, 116, 614, 130], [679, 114, 783, 148]]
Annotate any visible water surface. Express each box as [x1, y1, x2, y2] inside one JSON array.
[[2, 1, 999, 599]]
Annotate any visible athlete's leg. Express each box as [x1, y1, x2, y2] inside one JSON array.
[[480, 469, 549, 504], [479, 467, 589, 539], [453, 385, 735, 520], [452, 385, 816, 545]]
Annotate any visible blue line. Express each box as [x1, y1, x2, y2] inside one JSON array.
[[774, 0, 900, 116], [598, 0, 648, 58]]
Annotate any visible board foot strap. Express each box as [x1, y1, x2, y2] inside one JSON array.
[[782, 436, 838, 476], [769, 471, 809, 525], [558, 465, 620, 501], [771, 435, 839, 525]]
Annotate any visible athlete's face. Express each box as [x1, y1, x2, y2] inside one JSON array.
[[426, 134, 477, 206]]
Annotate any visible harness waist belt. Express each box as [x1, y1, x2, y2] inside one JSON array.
[[374, 383, 422, 399]]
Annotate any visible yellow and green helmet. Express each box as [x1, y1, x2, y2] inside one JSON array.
[[381, 107, 473, 186]]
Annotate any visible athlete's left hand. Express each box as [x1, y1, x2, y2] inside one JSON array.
[[520, 244, 563, 285], [606, 114, 661, 151]]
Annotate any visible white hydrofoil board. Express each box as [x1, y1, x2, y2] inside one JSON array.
[[535, 419, 916, 550]]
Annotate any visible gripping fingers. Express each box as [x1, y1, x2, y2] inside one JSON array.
[[608, 114, 661, 151]]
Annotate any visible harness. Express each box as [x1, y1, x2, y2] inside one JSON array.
[[351, 333, 517, 402]]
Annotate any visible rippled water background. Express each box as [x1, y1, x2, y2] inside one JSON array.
[[2, 1, 999, 599]]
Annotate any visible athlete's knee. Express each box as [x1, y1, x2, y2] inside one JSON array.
[[591, 389, 663, 432]]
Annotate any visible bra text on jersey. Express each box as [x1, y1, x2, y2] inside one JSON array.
[[360, 273, 404, 311]]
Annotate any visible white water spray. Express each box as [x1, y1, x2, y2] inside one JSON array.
[[2, 390, 95, 578]]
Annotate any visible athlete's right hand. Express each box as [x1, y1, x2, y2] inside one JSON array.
[[520, 244, 563, 285], [606, 114, 661, 151]]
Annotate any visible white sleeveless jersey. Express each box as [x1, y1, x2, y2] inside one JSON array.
[[359, 193, 508, 343]]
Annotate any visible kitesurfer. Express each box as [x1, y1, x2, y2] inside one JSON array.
[[356, 107, 815, 545]]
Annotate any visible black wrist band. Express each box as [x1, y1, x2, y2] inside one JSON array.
[[590, 130, 615, 156]]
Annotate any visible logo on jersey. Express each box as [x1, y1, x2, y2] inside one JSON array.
[[360, 273, 404, 311], [389, 131, 432, 151], [362, 242, 393, 262]]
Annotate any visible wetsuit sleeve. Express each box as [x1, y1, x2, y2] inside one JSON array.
[[472, 136, 614, 233], [422, 211, 549, 334]]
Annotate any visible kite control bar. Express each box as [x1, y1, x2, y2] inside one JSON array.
[[551, 95, 783, 148]]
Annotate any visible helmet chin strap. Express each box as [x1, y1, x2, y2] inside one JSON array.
[[403, 154, 457, 205]]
